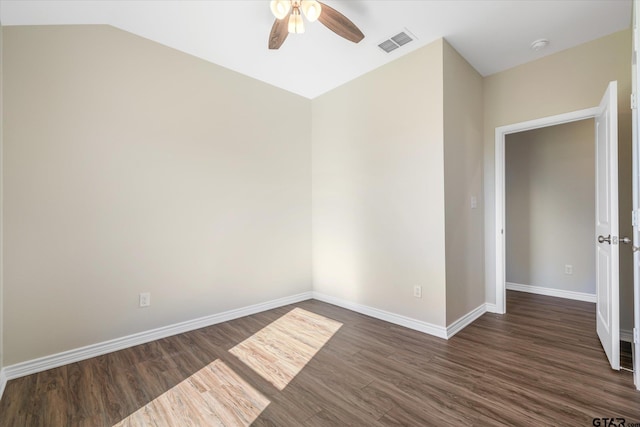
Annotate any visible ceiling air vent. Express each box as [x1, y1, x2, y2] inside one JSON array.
[[378, 39, 399, 53], [391, 32, 413, 46], [378, 31, 414, 53]]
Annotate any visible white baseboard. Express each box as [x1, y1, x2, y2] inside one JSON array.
[[621, 329, 633, 343], [506, 282, 596, 303], [312, 292, 448, 339], [485, 303, 501, 314], [0, 368, 7, 402], [3, 291, 313, 382], [446, 304, 488, 338], [0, 289, 504, 397]]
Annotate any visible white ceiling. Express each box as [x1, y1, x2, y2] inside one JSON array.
[[0, 0, 632, 99]]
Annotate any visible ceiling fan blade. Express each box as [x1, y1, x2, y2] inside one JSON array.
[[318, 2, 364, 44], [269, 18, 289, 49]]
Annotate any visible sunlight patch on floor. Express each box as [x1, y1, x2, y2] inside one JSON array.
[[112, 308, 341, 426], [229, 308, 343, 390], [112, 359, 269, 427]]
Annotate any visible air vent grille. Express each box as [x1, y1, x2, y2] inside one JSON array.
[[391, 32, 413, 46], [378, 31, 414, 53], [378, 40, 399, 53]]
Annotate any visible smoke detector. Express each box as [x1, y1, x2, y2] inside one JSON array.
[[530, 39, 550, 51]]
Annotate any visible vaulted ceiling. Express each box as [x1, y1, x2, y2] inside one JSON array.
[[0, 0, 632, 98]]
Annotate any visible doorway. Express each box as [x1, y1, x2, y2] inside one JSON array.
[[504, 119, 596, 305], [503, 119, 632, 371], [494, 82, 633, 373], [494, 107, 602, 313]]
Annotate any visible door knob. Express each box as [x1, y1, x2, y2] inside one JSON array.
[[598, 234, 611, 244]]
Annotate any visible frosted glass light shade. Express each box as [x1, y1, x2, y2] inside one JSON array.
[[301, 0, 322, 22], [288, 10, 305, 34], [270, 0, 291, 19]]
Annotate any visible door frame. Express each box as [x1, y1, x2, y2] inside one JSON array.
[[494, 107, 599, 313], [632, 0, 640, 390]]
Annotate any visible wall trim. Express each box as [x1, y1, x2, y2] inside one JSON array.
[[621, 328, 633, 343], [485, 303, 500, 314], [312, 292, 448, 339], [3, 291, 313, 382], [446, 304, 488, 338], [0, 368, 7, 402], [0, 290, 513, 395], [506, 282, 596, 303], [494, 106, 601, 314]]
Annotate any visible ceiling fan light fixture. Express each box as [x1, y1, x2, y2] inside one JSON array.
[[301, 0, 322, 22], [268, 0, 364, 49], [288, 8, 305, 34], [270, 0, 291, 20]]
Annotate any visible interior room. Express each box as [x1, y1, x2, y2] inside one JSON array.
[[0, 0, 639, 425]]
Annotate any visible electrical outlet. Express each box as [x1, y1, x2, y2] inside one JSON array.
[[139, 292, 151, 307], [413, 285, 422, 298], [564, 264, 573, 275]]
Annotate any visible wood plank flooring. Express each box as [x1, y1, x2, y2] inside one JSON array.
[[229, 308, 342, 391], [622, 341, 633, 370], [0, 290, 639, 426]]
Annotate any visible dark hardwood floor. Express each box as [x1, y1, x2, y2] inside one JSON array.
[[0, 290, 638, 426], [622, 341, 634, 370]]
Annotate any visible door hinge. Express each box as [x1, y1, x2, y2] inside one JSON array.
[[632, 93, 637, 110], [634, 327, 640, 344]]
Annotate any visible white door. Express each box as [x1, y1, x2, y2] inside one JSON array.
[[632, 0, 640, 390], [595, 80, 620, 371]]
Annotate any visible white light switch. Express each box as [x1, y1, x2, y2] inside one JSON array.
[[471, 196, 478, 209]]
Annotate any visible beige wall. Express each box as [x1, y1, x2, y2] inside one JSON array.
[[3, 25, 312, 365], [2, 24, 634, 367], [311, 40, 447, 326], [443, 41, 485, 324], [505, 120, 595, 294], [483, 30, 633, 331]]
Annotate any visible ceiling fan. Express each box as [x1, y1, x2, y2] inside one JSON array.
[[268, 0, 365, 49]]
